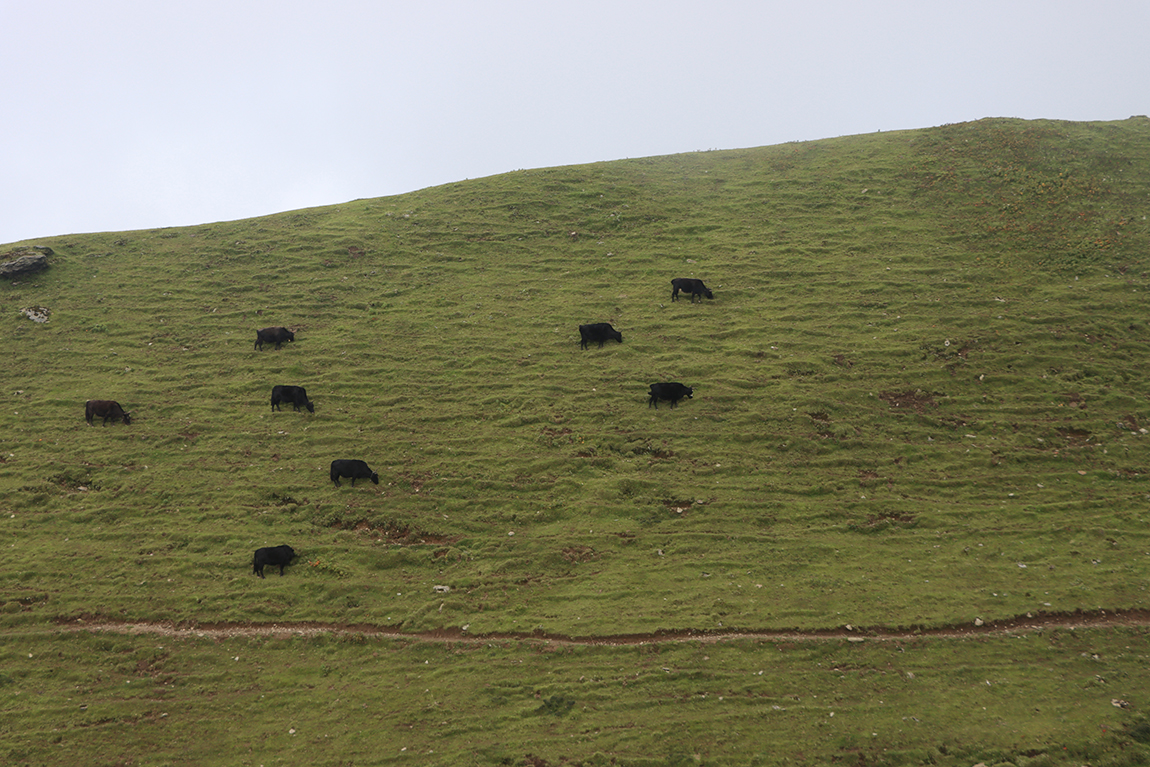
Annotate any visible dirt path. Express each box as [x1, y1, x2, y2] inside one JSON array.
[[25, 608, 1150, 645]]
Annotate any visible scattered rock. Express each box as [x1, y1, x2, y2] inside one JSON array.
[[21, 306, 49, 323]]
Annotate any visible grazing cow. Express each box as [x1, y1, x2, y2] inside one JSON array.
[[271, 385, 314, 413], [252, 544, 297, 578], [85, 399, 131, 426], [648, 382, 694, 409], [579, 322, 623, 350], [254, 326, 295, 351], [671, 278, 714, 303], [330, 459, 379, 486]]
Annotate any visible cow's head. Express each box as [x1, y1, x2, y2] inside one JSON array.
[[305, 401, 315, 413], [121, 412, 132, 425]]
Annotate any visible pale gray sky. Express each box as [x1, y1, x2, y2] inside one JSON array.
[[3, 0, 1147, 245]]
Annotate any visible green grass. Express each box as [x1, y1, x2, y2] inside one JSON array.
[[4, 627, 1150, 766], [3, 116, 1150, 764]]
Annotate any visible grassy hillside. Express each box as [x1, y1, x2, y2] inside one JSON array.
[[3, 116, 1150, 765]]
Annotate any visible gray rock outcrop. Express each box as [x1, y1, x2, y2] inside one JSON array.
[[1, 250, 51, 278]]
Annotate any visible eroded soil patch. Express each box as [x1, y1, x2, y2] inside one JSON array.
[[348, 520, 457, 545], [879, 389, 937, 413]]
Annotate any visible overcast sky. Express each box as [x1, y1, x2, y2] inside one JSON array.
[[3, 0, 1147, 245]]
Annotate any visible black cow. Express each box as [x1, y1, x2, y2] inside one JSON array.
[[254, 326, 295, 351], [330, 459, 379, 486], [671, 278, 714, 303], [85, 399, 132, 426], [253, 544, 297, 578], [648, 382, 694, 409], [271, 385, 314, 413], [579, 322, 623, 349]]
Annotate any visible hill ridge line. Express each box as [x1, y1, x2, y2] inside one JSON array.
[[26, 608, 1149, 645]]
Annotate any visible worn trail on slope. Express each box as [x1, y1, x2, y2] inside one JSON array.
[[25, 608, 1150, 645]]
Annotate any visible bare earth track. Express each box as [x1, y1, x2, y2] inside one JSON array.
[[29, 608, 1150, 645]]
